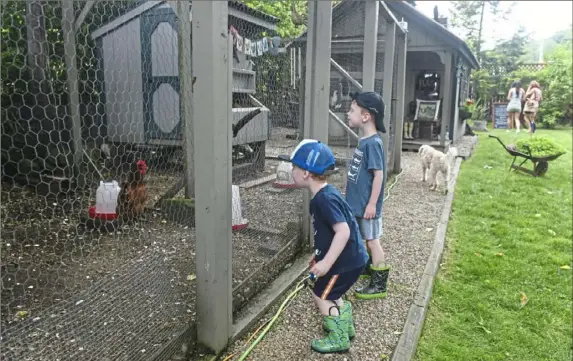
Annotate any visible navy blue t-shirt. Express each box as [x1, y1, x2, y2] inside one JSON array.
[[345, 134, 386, 219], [310, 184, 369, 275]]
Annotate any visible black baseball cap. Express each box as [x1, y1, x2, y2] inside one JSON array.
[[351, 91, 386, 133]]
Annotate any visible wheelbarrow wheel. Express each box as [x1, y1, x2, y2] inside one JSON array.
[[534, 161, 549, 176]]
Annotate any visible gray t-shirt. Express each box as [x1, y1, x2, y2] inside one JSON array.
[[345, 134, 386, 219]]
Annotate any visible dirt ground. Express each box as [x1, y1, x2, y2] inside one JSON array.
[[0, 134, 306, 361], [0, 131, 475, 361], [221, 135, 478, 361]]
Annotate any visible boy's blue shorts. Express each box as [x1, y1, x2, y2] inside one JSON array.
[[312, 266, 364, 300], [356, 217, 383, 240]]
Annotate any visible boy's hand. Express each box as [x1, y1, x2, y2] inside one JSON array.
[[310, 260, 332, 278], [363, 203, 376, 219]]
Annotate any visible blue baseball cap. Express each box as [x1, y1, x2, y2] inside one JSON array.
[[278, 139, 337, 175]]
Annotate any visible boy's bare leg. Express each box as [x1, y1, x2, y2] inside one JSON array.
[[367, 239, 385, 267], [313, 294, 342, 316]]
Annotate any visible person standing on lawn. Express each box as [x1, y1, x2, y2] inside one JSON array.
[[279, 139, 368, 354], [345, 91, 390, 300]]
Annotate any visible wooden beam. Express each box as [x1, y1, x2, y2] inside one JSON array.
[[330, 58, 363, 91], [440, 53, 452, 147], [74, 0, 95, 32], [379, 1, 406, 34], [393, 33, 407, 174], [303, 0, 332, 144], [304, 0, 333, 249], [192, 1, 232, 353], [61, 0, 83, 182], [362, 0, 379, 91], [382, 21, 396, 172], [177, 1, 194, 198]]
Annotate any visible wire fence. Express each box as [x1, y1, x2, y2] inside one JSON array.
[[1, 1, 402, 360], [2, 1, 196, 360]]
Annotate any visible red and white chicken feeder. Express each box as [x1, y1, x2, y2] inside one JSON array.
[[232, 185, 248, 231], [272, 161, 297, 188], [89, 180, 121, 220]]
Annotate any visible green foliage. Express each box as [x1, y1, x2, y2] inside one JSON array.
[[449, 1, 508, 58], [416, 129, 573, 361], [537, 43, 573, 128], [504, 42, 573, 128], [520, 26, 573, 63], [241, 0, 307, 38], [466, 99, 487, 120], [516, 136, 566, 157]]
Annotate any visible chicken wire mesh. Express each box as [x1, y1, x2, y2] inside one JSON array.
[[228, 12, 305, 314], [2, 1, 402, 360], [323, 1, 400, 196], [1, 1, 198, 360]]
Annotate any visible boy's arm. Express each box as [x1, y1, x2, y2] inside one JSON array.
[[364, 140, 385, 219], [364, 170, 383, 219], [321, 222, 350, 267], [368, 170, 384, 205]]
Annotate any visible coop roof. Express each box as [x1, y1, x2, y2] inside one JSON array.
[[291, 0, 478, 70], [91, 0, 279, 40], [385, 1, 478, 69]]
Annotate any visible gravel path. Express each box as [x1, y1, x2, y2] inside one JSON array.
[[223, 136, 477, 361]]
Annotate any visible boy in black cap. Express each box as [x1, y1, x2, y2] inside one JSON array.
[[279, 139, 368, 353], [345, 91, 390, 300]]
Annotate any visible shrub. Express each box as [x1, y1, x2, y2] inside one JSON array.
[[516, 136, 566, 157]]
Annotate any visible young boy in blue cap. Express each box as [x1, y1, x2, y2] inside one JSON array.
[[345, 91, 390, 300], [279, 139, 368, 353]]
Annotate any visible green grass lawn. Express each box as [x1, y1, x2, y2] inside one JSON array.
[[415, 129, 573, 361]]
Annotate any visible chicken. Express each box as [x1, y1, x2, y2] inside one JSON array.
[[117, 159, 148, 219], [330, 90, 339, 109]]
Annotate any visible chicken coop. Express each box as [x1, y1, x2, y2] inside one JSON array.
[[90, 0, 278, 171]]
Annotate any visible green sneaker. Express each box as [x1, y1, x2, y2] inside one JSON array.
[[322, 301, 355, 339], [355, 265, 390, 300], [311, 316, 350, 353]]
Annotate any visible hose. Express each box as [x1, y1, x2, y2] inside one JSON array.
[[237, 276, 309, 361], [384, 168, 403, 201]]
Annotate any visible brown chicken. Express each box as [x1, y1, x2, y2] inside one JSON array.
[[117, 159, 148, 219]]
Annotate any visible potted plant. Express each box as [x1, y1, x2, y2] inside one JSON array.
[[466, 99, 488, 131]]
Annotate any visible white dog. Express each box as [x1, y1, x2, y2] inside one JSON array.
[[419, 145, 458, 193]]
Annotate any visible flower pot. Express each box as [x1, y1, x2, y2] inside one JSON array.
[[472, 120, 488, 132]]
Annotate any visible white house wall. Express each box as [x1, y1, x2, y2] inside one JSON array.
[[102, 18, 145, 143]]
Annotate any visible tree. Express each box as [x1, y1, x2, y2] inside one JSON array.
[[449, 1, 511, 63], [241, 0, 308, 38], [537, 42, 573, 127]]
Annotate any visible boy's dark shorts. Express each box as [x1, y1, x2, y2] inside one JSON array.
[[312, 266, 365, 300]]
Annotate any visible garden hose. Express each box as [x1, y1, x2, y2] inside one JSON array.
[[233, 169, 404, 360], [237, 276, 310, 361], [384, 168, 403, 201]]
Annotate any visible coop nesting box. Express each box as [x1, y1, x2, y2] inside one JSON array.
[[90, 1, 276, 149], [273, 162, 296, 188], [232, 185, 248, 231]]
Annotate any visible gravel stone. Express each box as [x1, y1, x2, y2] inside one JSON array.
[[222, 136, 477, 361]]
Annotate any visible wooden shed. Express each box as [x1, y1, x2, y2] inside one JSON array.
[[295, 0, 478, 151], [90, 0, 278, 151], [386, 1, 478, 150]]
